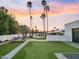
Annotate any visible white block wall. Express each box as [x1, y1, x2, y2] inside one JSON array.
[[46, 35, 71, 41], [33, 34, 43, 38], [0, 34, 23, 41]]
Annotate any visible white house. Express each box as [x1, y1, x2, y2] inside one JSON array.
[[47, 20, 79, 42], [65, 20, 79, 43]]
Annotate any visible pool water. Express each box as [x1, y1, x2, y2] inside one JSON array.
[[64, 54, 79, 59]]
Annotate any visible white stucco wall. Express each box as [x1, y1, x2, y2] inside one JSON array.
[[0, 34, 23, 41], [65, 20, 79, 41], [46, 35, 71, 41], [33, 33, 43, 38]]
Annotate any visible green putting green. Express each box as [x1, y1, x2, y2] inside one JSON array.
[[12, 42, 79, 59]]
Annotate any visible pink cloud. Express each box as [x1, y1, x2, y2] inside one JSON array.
[[48, 2, 79, 15], [5, 1, 79, 17]]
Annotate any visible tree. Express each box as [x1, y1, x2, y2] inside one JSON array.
[[54, 27, 56, 31], [41, 0, 47, 13], [27, 1, 32, 33], [31, 29, 34, 37], [40, 13, 46, 32], [45, 5, 50, 32], [20, 25, 30, 38], [0, 6, 19, 35], [0, 7, 9, 35], [8, 16, 19, 34], [35, 26, 38, 32], [41, 0, 50, 33]]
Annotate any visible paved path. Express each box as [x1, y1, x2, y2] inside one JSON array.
[[64, 42, 79, 48], [1, 40, 29, 59], [55, 53, 68, 59]]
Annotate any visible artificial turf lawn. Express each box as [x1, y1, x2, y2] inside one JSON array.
[[0, 42, 22, 57], [12, 42, 79, 59]]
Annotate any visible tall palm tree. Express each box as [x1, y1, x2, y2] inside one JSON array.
[[40, 13, 46, 32], [41, 0, 47, 13], [45, 5, 50, 32], [41, 0, 47, 39], [27, 1, 32, 31], [27, 1, 32, 37]]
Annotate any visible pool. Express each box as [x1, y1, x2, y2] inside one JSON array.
[[64, 54, 79, 59]]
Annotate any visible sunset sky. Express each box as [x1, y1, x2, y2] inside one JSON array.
[[0, 0, 79, 31]]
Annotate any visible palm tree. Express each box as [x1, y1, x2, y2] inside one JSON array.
[[35, 26, 37, 31], [45, 5, 50, 32], [40, 13, 46, 32], [54, 27, 56, 31], [41, 0, 47, 13], [5, 9, 8, 13], [27, 1, 32, 32], [27, 1, 32, 37]]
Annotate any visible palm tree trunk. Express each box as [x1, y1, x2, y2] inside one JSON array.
[[29, 8, 32, 37], [44, 7, 46, 38], [42, 19, 46, 32], [29, 8, 32, 31], [46, 12, 48, 33], [42, 19, 46, 38], [44, 7, 45, 14]]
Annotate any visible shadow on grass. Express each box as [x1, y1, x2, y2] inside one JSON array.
[[48, 51, 57, 59]]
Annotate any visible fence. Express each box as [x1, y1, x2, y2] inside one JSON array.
[[0, 34, 23, 41], [46, 35, 72, 41]]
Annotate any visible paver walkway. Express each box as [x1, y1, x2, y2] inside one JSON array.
[[64, 42, 79, 48]]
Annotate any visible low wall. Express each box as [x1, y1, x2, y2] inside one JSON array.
[[33, 34, 43, 38], [0, 34, 23, 41], [46, 35, 72, 41]]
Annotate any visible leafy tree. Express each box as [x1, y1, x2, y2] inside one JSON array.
[[20, 25, 30, 38], [8, 15, 19, 34], [0, 6, 19, 35], [0, 7, 9, 35]]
